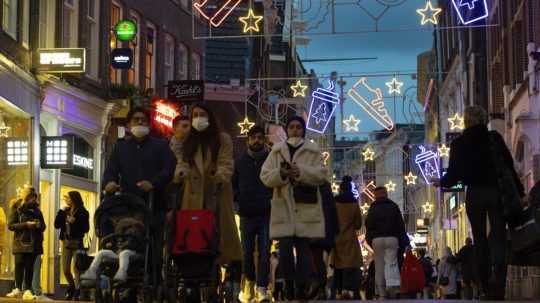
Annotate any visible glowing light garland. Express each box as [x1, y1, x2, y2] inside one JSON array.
[[415, 145, 441, 184], [193, 0, 243, 28], [238, 117, 255, 135], [448, 113, 465, 130], [239, 9, 264, 33], [438, 144, 450, 158], [451, 0, 489, 25], [290, 80, 308, 97], [348, 77, 394, 131], [386, 77, 404, 95], [343, 114, 361, 132], [385, 180, 397, 192], [362, 147, 375, 161], [417, 1, 442, 25], [404, 172, 418, 185], [307, 80, 340, 134]]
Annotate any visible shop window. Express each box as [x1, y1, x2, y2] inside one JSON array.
[[39, 0, 56, 48], [21, 0, 29, 48], [178, 43, 188, 80], [0, 99, 32, 280], [110, 2, 122, 85], [164, 34, 175, 95], [86, 0, 100, 79], [62, 0, 79, 47], [145, 22, 156, 90], [61, 134, 94, 180], [128, 11, 141, 86], [190, 52, 201, 80], [2, 0, 17, 40]]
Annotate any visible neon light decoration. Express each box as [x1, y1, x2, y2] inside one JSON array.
[[238, 117, 255, 135], [351, 182, 360, 199], [344, 114, 361, 132], [348, 77, 394, 131], [239, 9, 264, 33], [422, 202, 434, 214], [385, 180, 397, 192], [290, 80, 308, 97], [362, 181, 376, 202], [307, 80, 339, 134], [361, 203, 370, 215], [451, 0, 489, 25], [322, 152, 330, 166], [154, 102, 179, 128], [332, 182, 340, 194], [193, 0, 242, 28], [438, 144, 450, 158], [415, 146, 441, 184], [362, 147, 375, 161], [0, 124, 10, 138], [386, 78, 404, 95], [448, 113, 465, 130], [404, 172, 418, 185], [417, 1, 442, 25]]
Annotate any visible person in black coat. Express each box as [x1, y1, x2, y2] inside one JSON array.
[[433, 106, 524, 300], [456, 238, 476, 300], [55, 191, 90, 300], [7, 187, 46, 299]]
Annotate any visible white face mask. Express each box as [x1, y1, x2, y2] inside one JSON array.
[[192, 117, 210, 132], [130, 126, 150, 138], [287, 137, 304, 147]]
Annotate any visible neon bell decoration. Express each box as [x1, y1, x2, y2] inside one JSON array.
[[415, 145, 441, 184], [450, 0, 489, 25], [307, 80, 340, 134]]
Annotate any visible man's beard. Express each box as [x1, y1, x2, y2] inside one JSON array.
[[248, 144, 264, 152]]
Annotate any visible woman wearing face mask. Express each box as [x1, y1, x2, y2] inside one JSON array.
[[175, 104, 243, 269], [260, 116, 327, 301]]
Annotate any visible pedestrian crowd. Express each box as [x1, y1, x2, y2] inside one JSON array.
[[3, 105, 530, 301]]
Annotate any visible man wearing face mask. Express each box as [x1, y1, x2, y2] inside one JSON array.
[[233, 126, 273, 303]]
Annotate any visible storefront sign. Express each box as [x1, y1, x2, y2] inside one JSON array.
[[41, 136, 74, 169], [115, 19, 137, 41], [37, 48, 86, 73], [167, 80, 204, 103], [153, 101, 179, 128], [73, 154, 94, 170], [441, 170, 464, 192], [6, 138, 29, 166], [111, 48, 133, 69]]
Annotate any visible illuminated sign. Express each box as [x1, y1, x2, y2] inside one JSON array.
[[415, 145, 441, 184], [41, 136, 74, 169], [154, 102, 179, 128], [37, 48, 85, 73], [167, 80, 204, 103], [348, 77, 394, 131], [115, 19, 137, 41], [6, 139, 29, 166], [451, 0, 489, 25], [307, 80, 339, 134], [73, 154, 94, 170], [111, 48, 133, 69]]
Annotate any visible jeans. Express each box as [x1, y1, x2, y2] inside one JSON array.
[[15, 253, 38, 291], [240, 216, 270, 288], [61, 242, 80, 290], [465, 187, 506, 293], [277, 237, 312, 284], [372, 237, 399, 298], [32, 255, 42, 295]]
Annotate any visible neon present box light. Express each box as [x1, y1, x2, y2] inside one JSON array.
[[450, 0, 489, 25], [307, 80, 340, 134]]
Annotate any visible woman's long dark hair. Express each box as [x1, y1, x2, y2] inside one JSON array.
[[68, 191, 85, 210], [183, 104, 222, 165]]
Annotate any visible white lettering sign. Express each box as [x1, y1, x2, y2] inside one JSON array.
[[40, 52, 82, 67], [73, 154, 94, 170], [113, 55, 130, 63]]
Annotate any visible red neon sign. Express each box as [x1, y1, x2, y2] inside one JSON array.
[[154, 102, 179, 128]]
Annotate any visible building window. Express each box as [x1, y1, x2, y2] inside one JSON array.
[[191, 53, 201, 80], [181, 0, 188, 10], [128, 11, 141, 86], [2, 0, 18, 39], [145, 23, 156, 90], [178, 43, 188, 80], [63, 0, 79, 47], [21, 0, 29, 48], [86, 0, 100, 79], [39, 0, 56, 48], [164, 35, 175, 95], [109, 2, 122, 84]]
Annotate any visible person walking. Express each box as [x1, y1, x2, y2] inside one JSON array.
[[233, 125, 272, 303], [333, 176, 362, 300], [437, 247, 459, 299], [365, 186, 409, 299], [6, 187, 46, 300], [432, 106, 524, 300], [260, 116, 327, 300], [417, 248, 434, 299], [54, 191, 90, 300], [456, 237, 476, 299]]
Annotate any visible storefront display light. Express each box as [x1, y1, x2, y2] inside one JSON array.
[[6, 139, 28, 166]]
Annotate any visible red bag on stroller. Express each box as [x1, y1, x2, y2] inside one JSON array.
[[400, 250, 425, 294], [172, 209, 218, 256]]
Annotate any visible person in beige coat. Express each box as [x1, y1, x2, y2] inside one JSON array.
[[173, 104, 242, 268], [260, 116, 327, 300]]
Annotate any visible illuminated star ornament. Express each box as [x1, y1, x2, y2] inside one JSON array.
[[404, 172, 418, 185], [417, 0, 443, 25], [343, 114, 361, 132], [290, 80, 308, 97], [438, 144, 451, 158], [448, 113, 465, 130], [362, 147, 375, 161], [385, 180, 397, 192], [239, 9, 263, 33], [386, 78, 404, 95], [332, 182, 340, 194], [0, 123, 10, 138], [361, 203, 370, 215], [237, 117, 255, 135], [422, 202, 434, 214]]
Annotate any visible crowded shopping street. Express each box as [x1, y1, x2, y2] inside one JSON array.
[[0, 0, 539, 302]]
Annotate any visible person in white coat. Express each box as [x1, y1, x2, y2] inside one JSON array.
[[260, 116, 327, 301]]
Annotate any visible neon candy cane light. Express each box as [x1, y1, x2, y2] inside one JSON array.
[[307, 80, 340, 134], [450, 0, 489, 25], [193, 0, 243, 28], [348, 77, 394, 131], [415, 145, 441, 184]]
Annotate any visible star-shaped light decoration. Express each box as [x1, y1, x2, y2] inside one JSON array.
[[237, 117, 255, 135], [290, 80, 308, 97], [362, 147, 375, 161], [343, 114, 361, 132], [239, 9, 263, 33], [448, 113, 465, 130], [404, 172, 418, 185], [0, 123, 10, 138], [385, 180, 397, 192], [417, 0, 443, 25], [332, 182, 340, 194], [385, 78, 404, 95], [361, 203, 370, 215], [422, 202, 434, 214], [16, 184, 31, 197], [438, 144, 451, 158]]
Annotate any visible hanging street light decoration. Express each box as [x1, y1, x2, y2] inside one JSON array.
[[438, 144, 451, 158], [362, 181, 376, 202], [322, 151, 331, 166], [343, 114, 361, 132], [404, 172, 418, 185], [194, 0, 243, 28], [239, 9, 264, 33], [415, 145, 441, 184], [385, 77, 404, 95], [332, 182, 340, 194], [385, 180, 397, 192], [422, 202, 434, 214], [361, 203, 370, 215], [348, 77, 394, 131], [448, 113, 465, 130], [290, 80, 308, 97], [417, 0, 443, 25], [307, 80, 340, 134], [238, 117, 255, 135], [450, 0, 489, 25], [362, 147, 375, 161]]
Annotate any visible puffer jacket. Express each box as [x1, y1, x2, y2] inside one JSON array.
[[8, 201, 46, 254]]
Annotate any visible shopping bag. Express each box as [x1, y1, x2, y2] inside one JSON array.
[[400, 250, 425, 294]]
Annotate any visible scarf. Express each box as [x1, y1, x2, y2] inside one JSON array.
[[247, 147, 268, 161]]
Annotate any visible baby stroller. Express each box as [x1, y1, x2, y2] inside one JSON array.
[[81, 193, 157, 303]]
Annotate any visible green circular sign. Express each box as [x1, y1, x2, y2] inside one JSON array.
[[115, 19, 137, 42]]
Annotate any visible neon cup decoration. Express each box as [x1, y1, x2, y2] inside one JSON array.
[[415, 145, 441, 184], [307, 80, 340, 134], [450, 0, 489, 25]]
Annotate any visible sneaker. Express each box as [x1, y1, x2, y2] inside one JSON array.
[[255, 287, 270, 302], [238, 280, 255, 303], [35, 295, 53, 301], [6, 288, 22, 298], [22, 290, 34, 300]]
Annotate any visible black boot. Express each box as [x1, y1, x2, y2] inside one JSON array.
[[64, 286, 74, 300], [284, 280, 295, 301], [295, 282, 307, 302], [72, 288, 80, 301]]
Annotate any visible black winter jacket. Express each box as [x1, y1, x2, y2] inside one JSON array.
[[232, 152, 272, 218], [311, 183, 339, 249], [365, 198, 409, 248], [8, 201, 46, 254], [55, 207, 90, 241]]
